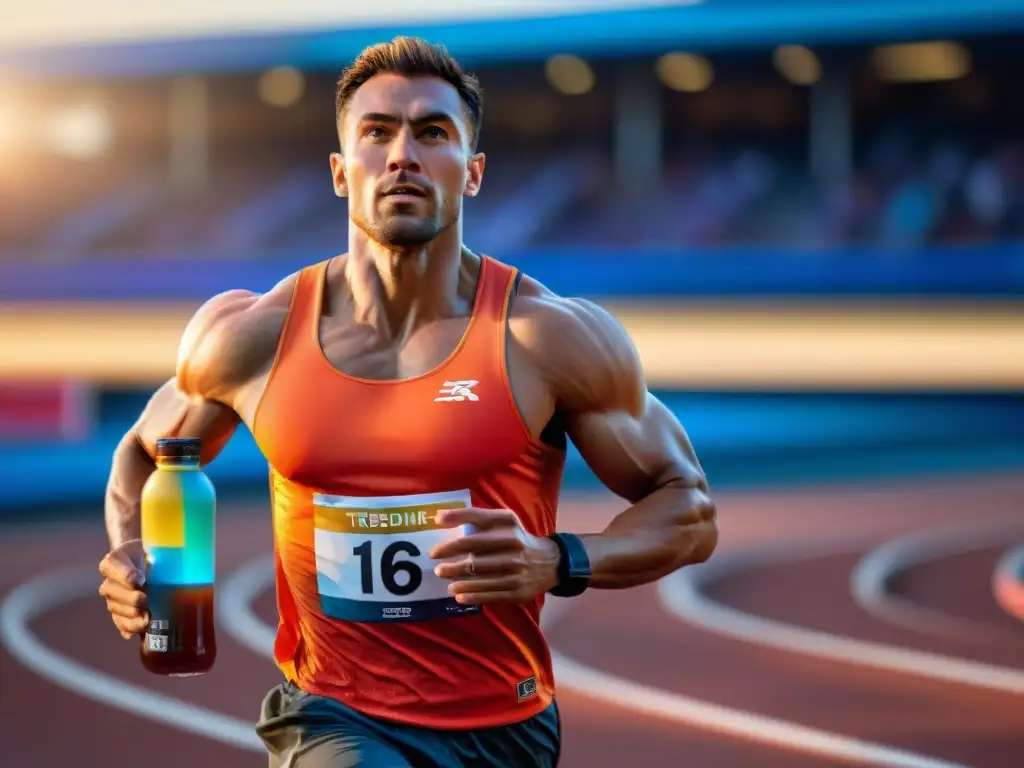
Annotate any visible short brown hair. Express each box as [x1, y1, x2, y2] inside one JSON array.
[[335, 36, 483, 150]]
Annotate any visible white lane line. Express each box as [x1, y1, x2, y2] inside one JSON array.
[[221, 555, 967, 768], [0, 565, 264, 753], [993, 546, 1024, 622], [659, 539, 1024, 694], [216, 555, 277, 657], [851, 521, 1024, 643]]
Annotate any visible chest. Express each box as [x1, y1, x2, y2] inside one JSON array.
[[253, 313, 553, 490], [319, 314, 470, 381], [316, 313, 551, 431]]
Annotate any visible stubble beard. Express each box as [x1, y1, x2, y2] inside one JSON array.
[[352, 201, 459, 250]]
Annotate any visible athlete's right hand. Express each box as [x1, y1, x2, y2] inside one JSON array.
[[98, 539, 149, 640]]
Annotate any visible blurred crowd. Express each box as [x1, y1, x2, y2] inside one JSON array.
[[573, 133, 1024, 249], [788, 135, 1024, 248]]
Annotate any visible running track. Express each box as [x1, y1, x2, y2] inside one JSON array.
[[2, 475, 1022, 768]]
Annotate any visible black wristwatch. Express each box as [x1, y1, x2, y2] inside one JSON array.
[[546, 533, 591, 597]]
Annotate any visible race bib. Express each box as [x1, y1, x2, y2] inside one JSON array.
[[312, 489, 481, 623]]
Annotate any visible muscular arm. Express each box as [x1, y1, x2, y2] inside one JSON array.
[[532, 296, 718, 589], [104, 288, 282, 549]]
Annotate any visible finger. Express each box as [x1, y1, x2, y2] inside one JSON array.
[[447, 576, 521, 597], [98, 580, 148, 611], [106, 599, 144, 620], [114, 613, 149, 636], [428, 531, 522, 560], [98, 553, 140, 588], [453, 589, 527, 606], [433, 553, 526, 580], [99, 552, 145, 589], [435, 507, 519, 530]]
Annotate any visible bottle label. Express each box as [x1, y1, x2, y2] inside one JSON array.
[[145, 619, 170, 652]]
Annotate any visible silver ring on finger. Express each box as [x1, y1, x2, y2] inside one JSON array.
[[466, 554, 476, 577]]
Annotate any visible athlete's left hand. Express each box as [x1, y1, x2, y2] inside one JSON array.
[[429, 507, 561, 604]]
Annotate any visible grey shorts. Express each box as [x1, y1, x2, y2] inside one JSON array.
[[256, 681, 561, 768]]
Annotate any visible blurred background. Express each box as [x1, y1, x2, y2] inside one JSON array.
[[1, 0, 1022, 503], [1, 2, 1023, 766]]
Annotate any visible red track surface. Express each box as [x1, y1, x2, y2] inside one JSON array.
[[2, 474, 1023, 767]]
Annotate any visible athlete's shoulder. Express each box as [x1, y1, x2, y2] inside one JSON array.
[[176, 269, 302, 400], [508, 274, 644, 414]]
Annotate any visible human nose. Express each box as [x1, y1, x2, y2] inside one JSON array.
[[387, 126, 422, 174]]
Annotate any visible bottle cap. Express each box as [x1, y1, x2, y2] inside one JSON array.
[[155, 437, 202, 462]]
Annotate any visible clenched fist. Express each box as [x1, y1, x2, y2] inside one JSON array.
[[97, 539, 148, 640], [429, 507, 561, 605]]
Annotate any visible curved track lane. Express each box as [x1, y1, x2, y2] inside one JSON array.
[[2, 477, 1023, 767]]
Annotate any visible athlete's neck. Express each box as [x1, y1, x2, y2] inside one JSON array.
[[342, 229, 474, 342]]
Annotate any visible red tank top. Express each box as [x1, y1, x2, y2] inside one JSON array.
[[251, 255, 566, 729]]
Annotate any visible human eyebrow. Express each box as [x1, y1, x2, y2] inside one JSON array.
[[357, 112, 400, 125], [408, 111, 457, 127], [357, 111, 456, 126]]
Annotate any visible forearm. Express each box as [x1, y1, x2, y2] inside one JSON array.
[[576, 484, 717, 589], [104, 431, 156, 549]]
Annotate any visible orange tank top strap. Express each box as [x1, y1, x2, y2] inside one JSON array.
[[478, 255, 520, 392], [275, 258, 330, 367], [456, 254, 519, 360], [476, 254, 519, 322]]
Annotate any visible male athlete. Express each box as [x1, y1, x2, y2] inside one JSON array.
[[97, 37, 718, 767]]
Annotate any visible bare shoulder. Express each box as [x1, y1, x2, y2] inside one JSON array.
[[508, 275, 645, 416], [177, 272, 299, 402]]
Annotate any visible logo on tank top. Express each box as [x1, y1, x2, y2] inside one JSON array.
[[517, 676, 538, 702], [433, 380, 479, 402]]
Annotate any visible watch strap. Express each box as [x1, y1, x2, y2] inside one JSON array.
[[547, 532, 591, 597]]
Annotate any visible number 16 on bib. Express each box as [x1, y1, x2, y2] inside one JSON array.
[[312, 490, 482, 623]]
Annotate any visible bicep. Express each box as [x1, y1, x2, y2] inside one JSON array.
[[133, 378, 240, 465], [566, 392, 706, 504]]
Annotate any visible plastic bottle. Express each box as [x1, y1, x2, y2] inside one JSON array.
[[139, 437, 217, 676]]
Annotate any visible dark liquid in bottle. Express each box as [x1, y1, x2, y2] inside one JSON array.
[[140, 584, 217, 676]]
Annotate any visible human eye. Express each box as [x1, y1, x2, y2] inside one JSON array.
[[420, 125, 448, 140]]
